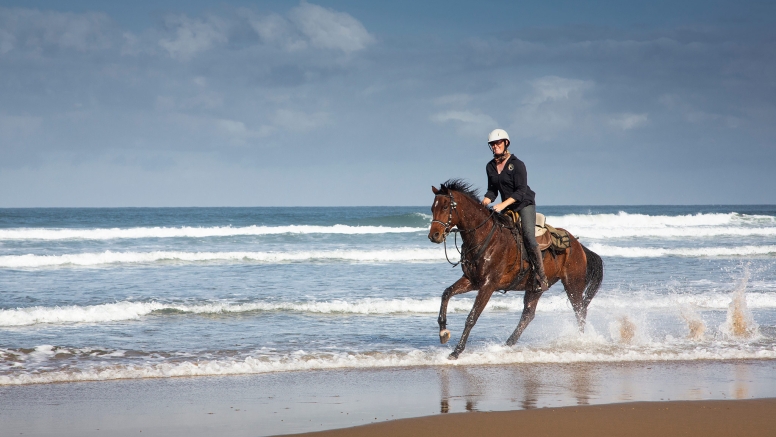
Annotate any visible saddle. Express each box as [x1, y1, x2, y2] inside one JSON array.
[[504, 211, 571, 252]]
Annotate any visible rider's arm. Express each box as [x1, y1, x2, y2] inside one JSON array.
[[483, 162, 498, 205], [493, 197, 515, 212]]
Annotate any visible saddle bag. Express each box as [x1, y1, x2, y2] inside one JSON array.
[[507, 211, 572, 252], [545, 224, 571, 251]]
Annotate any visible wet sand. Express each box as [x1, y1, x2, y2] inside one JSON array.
[[290, 399, 776, 437], [2, 360, 776, 436]]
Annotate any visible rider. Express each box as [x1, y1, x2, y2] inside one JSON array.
[[481, 129, 549, 292]]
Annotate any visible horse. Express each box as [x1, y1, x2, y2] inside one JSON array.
[[428, 179, 604, 359]]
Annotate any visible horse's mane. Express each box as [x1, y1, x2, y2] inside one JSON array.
[[439, 178, 480, 203], [438, 178, 514, 227]]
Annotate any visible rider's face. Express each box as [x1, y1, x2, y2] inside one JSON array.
[[489, 140, 506, 155]]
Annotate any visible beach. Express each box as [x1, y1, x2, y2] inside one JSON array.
[[291, 399, 776, 437], [2, 360, 776, 436], [2, 206, 776, 435]]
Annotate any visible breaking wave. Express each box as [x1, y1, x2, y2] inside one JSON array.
[[2, 212, 774, 242], [0, 224, 426, 241], [3, 341, 776, 386], [546, 212, 776, 239], [4, 292, 776, 326], [0, 248, 445, 268], [590, 244, 776, 258], [4, 243, 776, 268]]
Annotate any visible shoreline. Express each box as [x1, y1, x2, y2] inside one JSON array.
[[3, 359, 776, 436], [287, 398, 776, 437]]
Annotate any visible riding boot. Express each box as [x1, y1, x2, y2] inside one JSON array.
[[530, 246, 549, 292]]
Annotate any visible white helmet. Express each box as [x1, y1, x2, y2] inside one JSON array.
[[488, 128, 510, 144]]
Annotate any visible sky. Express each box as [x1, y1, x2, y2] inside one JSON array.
[[0, 0, 774, 206]]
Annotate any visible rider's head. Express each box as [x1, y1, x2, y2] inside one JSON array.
[[488, 129, 510, 161]]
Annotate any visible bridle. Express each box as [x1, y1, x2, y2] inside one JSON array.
[[431, 192, 458, 239], [432, 192, 497, 267]]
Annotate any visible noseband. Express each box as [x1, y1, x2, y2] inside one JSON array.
[[431, 193, 458, 238]]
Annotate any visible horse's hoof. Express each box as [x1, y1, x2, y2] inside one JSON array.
[[448, 351, 459, 360], [439, 329, 451, 344]]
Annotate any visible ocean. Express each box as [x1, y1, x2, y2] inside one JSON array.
[[2, 205, 776, 386]]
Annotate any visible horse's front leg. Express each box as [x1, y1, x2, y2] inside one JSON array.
[[449, 288, 495, 360], [506, 289, 543, 346], [438, 276, 473, 344]]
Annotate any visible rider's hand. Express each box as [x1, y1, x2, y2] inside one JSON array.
[[493, 203, 506, 213]]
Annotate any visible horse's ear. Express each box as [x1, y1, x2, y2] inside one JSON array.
[[432, 186, 439, 194]]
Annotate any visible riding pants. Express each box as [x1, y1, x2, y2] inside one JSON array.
[[516, 204, 538, 250]]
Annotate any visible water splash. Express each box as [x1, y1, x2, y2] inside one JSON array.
[[679, 306, 706, 340], [610, 316, 637, 344], [720, 269, 759, 339]]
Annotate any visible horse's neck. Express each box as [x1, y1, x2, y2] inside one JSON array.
[[454, 195, 493, 242]]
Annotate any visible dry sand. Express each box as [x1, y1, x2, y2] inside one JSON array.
[[290, 399, 776, 437]]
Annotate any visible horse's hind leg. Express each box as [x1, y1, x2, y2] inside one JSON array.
[[438, 276, 473, 344], [562, 274, 587, 332], [506, 289, 542, 346]]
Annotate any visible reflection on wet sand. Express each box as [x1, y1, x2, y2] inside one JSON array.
[[571, 364, 593, 406], [734, 363, 750, 400], [434, 361, 768, 415], [438, 363, 603, 413], [519, 366, 540, 410], [438, 367, 481, 413]]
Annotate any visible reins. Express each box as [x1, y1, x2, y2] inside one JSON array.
[[433, 192, 497, 268]]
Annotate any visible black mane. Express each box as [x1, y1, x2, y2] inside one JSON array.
[[439, 178, 480, 203], [439, 178, 514, 227]]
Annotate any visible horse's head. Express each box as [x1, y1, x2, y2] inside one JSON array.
[[428, 184, 458, 244]]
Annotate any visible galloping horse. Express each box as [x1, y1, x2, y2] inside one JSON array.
[[428, 179, 604, 359]]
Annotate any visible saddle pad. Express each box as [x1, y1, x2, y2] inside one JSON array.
[[535, 213, 548, 237], [507, 211, 549, 238], [535, 230, 553, 251]]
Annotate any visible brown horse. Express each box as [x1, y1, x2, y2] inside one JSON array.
[[428, 179, 604, 359]]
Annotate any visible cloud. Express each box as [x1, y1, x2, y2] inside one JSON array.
[[216, 118, 273, 145], [658, 94, 740, 127], [247, 12, 306, 51], [244, 2, 374, 53], [272, 109, 329, 131], [608, 113, 649, 130], [431, 110, 498, 136], [288, 1, 374, 53], [511, 76, 595, 140], [433, 94, 473, 107], [1, 4, 775, 205], [0, 7, 113, 54], [158, 14, 228, 60]]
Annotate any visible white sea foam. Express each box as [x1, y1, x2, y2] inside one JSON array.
[[0, 224, 426, 241], [2, 212, 774, 242], [3, 341, 776, 386], [549, 211, 774, 228], [589, 244, 776, 258], [4, 242, 775, 269], [4, 292, 775, 327], [0, 248, 446, 268], [546, 212, 776, 239]]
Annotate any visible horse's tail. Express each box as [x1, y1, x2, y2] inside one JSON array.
[[581, 244, 604, 308]]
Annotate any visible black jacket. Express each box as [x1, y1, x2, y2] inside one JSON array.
[[484, 154, 536, 212]]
